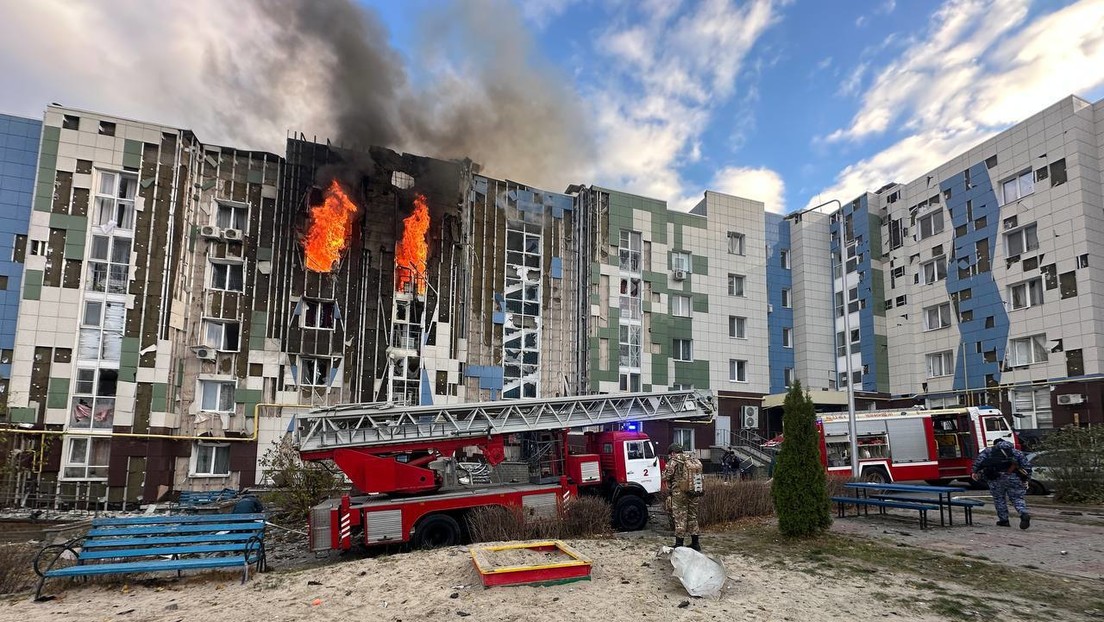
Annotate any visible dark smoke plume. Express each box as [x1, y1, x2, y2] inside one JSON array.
[[254, 0, 593, 191]]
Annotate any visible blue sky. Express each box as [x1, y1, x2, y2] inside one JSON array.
[[2, 0, 1103, 213]]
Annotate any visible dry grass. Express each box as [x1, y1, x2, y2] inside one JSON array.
[[466, 496, 614, 543], [0, 543, 37, 595], [697, 478, 774, 527]]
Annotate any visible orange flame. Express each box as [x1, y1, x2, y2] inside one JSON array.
[[303, 179, 358, 273], [395, 194, 430, 294]]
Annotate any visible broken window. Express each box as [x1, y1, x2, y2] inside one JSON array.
[[888, 218, 903, 249], [95, 171, 137, 230], [209, 260, 244, 292], [1008, 334, 1048, 367], [97, 121, 116, 136], [203, 319, 241, 351], [299, 357, 335, 386], [727, 231, 745, 255], [62, 115, 80, 130], [1022, 256, 1039, 271], [1078, 254, 1089, 268], [79, 300, 124, 362], [391, 171, 415, 190], [1001, 170, 1034, 204], [985, 155, 998, 169], [69, 368, 117, 431], [975, 238, 990, 273], [1004, 223, 1038, 257], [301, 299, 337, 329], [215, 199, 248, 231], [86, 235, 130, 294], [1059, 271, 1078, 299], [1009, 278, 1043, 310], [1049, 159, 1067, 185], [200, 380, 235, 411], [917, 210, 944, 240], [1066, 349, 1084, 377]]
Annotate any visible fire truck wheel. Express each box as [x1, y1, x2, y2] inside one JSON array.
[[612, 495, 648, 531], [413, 514, 462, 549], [860, 466, 891, 484]]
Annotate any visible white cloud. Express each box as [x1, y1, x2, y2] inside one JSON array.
[[587, 0, 785, 205], [710, 166, 786, 213], [518, 0, 584, 26], [811, 0, 1104, 208]]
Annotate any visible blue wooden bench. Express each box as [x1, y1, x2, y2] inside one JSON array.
[[177, 488, 240, 511], [33, 513, 266, 600], [830, 496, 940, 529], [870, 494, 985, 525]]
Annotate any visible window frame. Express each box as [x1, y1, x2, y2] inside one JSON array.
[[782, 327, 793, 348], [780, 249, 791, 269], [917, 210, 945, 240], [671, 294, 691, 318], [208, 259, 245, 292], [781, 288, 792, 308], [301, 298, 337, 329], [729, 316, 747, 339], [1009, 277, 1043, 310], [921, 256, 947, 284], [1004, 223, 1039, 258], [299, 356, 337, 387], [729, 359, 748, 383], [672, 339, 693, 362], [199, 379, 236, 413], [202, 319, 241, 351], [727, 273, 746, 297], [190, 442, 231, 477], [214, 199, 249, 232], [926, 351, 953, 378], [727, 231, 746, 255], [922, 303, 952, 331], [671, 251, 692, 272], [94, 170, 137, 231], [1008, 334, 1049, 367], [61, 436, 111, 481], [1001, 170, 1035, 204]]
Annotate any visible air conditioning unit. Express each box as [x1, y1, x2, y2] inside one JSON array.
[[741, 405, 759, 429], [1057, 394, 1084, 405], [672, 269, 686, 281], [200, 225, 222, 239], [222, 228, 243, 241], [195, 347, 217, 361]]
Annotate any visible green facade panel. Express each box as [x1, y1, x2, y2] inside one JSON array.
[[47, 377, 70, 409], [151, 382, 169, 411], [692, 295, 708, 314], [9, 407, 36, 424], [650, 353, 668, 385], [250, 312, 268, 349], [870, 268, 886, 316], [23, 269, 43, 300], [691, 254, 708, 276]]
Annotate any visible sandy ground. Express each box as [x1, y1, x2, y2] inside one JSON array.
[[3, 499, 1102, 622]]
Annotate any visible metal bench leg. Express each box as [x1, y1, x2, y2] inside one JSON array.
[[34, 576, 47, 602]]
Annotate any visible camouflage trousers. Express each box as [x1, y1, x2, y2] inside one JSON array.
[[668, 491, 700, 538], [987, 474, 1029, 521]]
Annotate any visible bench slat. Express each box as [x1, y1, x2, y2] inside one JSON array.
[[44, 556, 255, 578], [830, 496, 939, 511], [79, 543, 260, 560], [82, 533, 258, 548], [93, 513, 265, 526], [88, 523, 265, 537], [872, 495, 984, 507]]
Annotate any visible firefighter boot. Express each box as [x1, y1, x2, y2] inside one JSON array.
[[674, 537, 685, 548], [690, 535, 701, 552]]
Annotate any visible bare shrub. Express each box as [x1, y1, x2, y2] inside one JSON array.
[[698, 478, 774, 527], [826, 474, 855, 498], [467, 496, 615, 543], [258, 437, 345, 523], [0, 543, 37, 595]]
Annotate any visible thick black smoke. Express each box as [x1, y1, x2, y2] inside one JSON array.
[[253, 0, 593, 190]]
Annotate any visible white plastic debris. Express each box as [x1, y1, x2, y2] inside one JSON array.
[[669, 547, 727, 598]]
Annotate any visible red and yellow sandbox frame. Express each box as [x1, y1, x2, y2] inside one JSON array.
[[470, 540, 593, 588]]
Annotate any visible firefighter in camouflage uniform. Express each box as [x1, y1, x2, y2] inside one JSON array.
[[972, 438, 1033, 529], [663, 443, 704, 551]]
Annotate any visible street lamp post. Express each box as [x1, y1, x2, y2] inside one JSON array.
[[787, 199, 860, 478]]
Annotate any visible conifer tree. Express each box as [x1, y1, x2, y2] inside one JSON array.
[[771, 380, 832, 536]]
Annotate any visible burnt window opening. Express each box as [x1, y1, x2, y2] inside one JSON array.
[[1066, 349, 1084, 377], [75, 159, 93, 174], [1059, 271, 1078, 299], [391, 171, 415, 190], [1049, 159, 1067, 186], [1022, 256, 1039, 271], [301, 299, 337, 330], [1034, 166, 1048, 182], [1042, 264, 1058, 290], [62, 115, 80, 130], [985, 155, 998, 169], [98, 121, 116, 136]]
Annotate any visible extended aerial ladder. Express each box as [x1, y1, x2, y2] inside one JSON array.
[[295, 389, 715, 495]]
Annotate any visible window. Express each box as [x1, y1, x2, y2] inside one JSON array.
[[69, 368, 117, 430], [781, 288, 792, 308], [921, 257, 946, 284], [78, 300, 124, 361], [87, 235, 131, 294], [926, 351, 953, 377], [780, 249, 791, 269], [1009, 278, 1043, 310], [1009, 334, 1048, 367], [62, 114, 80, 130], [923, 303, 952, 331], [30, 240, 48, 256], [1059, 271, 1078, 299], [209, 261, 244, 292], [671, 251, 691, 272], [671, 294, 691, 317], [729, 316, 747, 339], [619, 373, 641, 392], [299, 357, 335, 386], [199, 380, 235, 412], [618, 278, 642, 321], [1012, 388, 1053, 429], [619, 230, 642, 272], [1001, 170, 1034, 204], [202, 320, 240, 351], [782, 327, 793, 348], [619, 324, 641, 368], [301, 299, 337, 329], [191, 442, 230, 477], [62, 436, 110, 480], [727, 232, 745, 255], [672, 428, 694, 451], [729, 359, 747, 382], [728, 274, 745, 297], [918, 210, 944, 240], [95, 171, 137, 230], [672, 339, 692, 362], [215, 199, 249, 231], [1005, 224, 1038, 257], [784, 367, 795, 387]]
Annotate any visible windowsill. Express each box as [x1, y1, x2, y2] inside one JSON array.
[[729, 379, 748, 383], [922, 326, 950, 332], [59, 476, 108, 482], [301, 326, 337, 331], [188, 473, 231, 479]]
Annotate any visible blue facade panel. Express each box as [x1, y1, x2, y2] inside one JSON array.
[[942, 164, 1009, 393], [0, 114, 40, 380], [765, 213, 794, 394]]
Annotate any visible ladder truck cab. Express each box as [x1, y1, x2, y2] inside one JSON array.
[[295, 389, 715, 552], [816, 404, 1018, 484]]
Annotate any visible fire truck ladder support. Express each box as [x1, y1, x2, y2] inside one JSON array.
[[295, 389, 716, 453]]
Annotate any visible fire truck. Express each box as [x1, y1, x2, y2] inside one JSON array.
[[295, 389, 715, 552], [816, 405, 1018, 484]]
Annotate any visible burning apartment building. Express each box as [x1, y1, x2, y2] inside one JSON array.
[[0, 106, 584, 508]]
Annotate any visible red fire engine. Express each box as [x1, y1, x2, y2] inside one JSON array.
[[816, 405, 1018, 483], [295, 389, 715, 552]]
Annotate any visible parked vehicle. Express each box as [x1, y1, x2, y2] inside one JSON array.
[[1026, 450, 1104, 496], [294, 390, 715, 552], [815, 405, 1018, 484]]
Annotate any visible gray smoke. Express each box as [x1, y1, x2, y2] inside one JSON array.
[[253, 0, 593, 191]]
